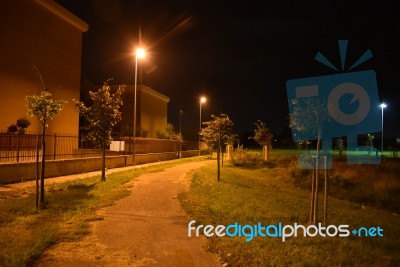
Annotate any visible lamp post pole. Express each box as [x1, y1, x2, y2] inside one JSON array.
[[199, 97, 206, 156], [133, 48, 145, 165], [380, 103, 387, 154], [179, 108, 182, 159]]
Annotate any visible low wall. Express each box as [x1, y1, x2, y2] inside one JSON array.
[[0, 151, 206, 184], [135, 152, 177, 165]]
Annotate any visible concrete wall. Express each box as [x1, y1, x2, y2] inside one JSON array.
[[0, 152, 187, 184]]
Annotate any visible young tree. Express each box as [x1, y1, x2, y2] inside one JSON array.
[[73, 82, 125, 181], [289, 98, 329, 224], [366, 134, 375, 155], [201, 114, 233, 181], [289, 98, 328, 153], [26, 90, 65, 208], [251, 120, 273, 161]]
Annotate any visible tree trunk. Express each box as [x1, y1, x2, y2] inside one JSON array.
[[312, 135, 321, 224], [310, 162, 315, 223], [101, 143, 106, 181], [40, 123, 46, 208], [323, 156, 328, 225], [263, 145, 269, 161], [313, 156, 319, 224], [217, 124, 221, 181], [35, 134, 39, 208], [217, 148, 220, 182], [226, 145, 233, 160]]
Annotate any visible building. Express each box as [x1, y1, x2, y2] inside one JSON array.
[[0, 0, 88, 135], [81, 80, 170, 139], [120, 84, 170, 138]]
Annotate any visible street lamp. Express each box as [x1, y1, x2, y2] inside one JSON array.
[[179, 108, 183, 159], [380, 103, 387, 154], [133, 48, 146, 164], [199, 96, 206, 156]]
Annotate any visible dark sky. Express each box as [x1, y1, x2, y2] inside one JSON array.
[[55, 0, 399, 140]]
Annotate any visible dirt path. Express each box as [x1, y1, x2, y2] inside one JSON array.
[[34, 161, 221, 267]]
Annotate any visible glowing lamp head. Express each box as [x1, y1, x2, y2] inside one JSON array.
[[136, 48, 146, 59], [200, 97, 206, 104]]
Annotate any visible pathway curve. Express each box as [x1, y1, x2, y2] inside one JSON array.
[[34, 160, 221, 267]]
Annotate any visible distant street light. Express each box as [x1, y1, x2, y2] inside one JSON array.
[[199, 96, 206, 156], [380, 103, 387, 154], [133, 48, 146, 164]]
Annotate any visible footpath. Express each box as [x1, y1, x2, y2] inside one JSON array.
[[30, 160, 221, 267]]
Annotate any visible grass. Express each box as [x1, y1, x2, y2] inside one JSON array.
[[290, 153, 400, 213], [179, 152, 400, 266], [0, 157, 204, 267]]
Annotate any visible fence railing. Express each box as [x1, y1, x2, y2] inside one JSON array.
[[0, 131, 207, 163], [0, 131, 84, 163]]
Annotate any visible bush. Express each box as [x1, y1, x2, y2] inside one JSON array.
[[16, 118, 31, 130], [232, 146, 261, 167], [7, 124, 18, 133]]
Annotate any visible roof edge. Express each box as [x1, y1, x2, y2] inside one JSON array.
[[140, 85, 170, 103], [34, 0, 89, 32]]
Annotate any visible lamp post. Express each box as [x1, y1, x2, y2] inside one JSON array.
[[133, 48, 145, 164], [380, 103, 387, 154], [179, 108, 183, 159], [199, 96, 206, 156]]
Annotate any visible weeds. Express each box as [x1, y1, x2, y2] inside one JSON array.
[[289, 155, 400, 213], [180, 154, 400, 266]]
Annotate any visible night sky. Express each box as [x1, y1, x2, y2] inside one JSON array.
[[55, 0, 399, 141]]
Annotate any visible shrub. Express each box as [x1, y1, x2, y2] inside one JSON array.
[[7, 124, 18, 133], [232, 146, 260, 167], [16, 117, 31, 132]]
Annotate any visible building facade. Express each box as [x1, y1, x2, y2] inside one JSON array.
[[81, 80, 170, 139], [0, 0, 88, 135]]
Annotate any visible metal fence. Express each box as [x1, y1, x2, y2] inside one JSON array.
[[0, 131, 207, 163], [0, 131, 83, 163]]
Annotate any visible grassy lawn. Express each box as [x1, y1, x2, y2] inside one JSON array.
[[179, 151, 400, 266], [0, 157, 202, 267]]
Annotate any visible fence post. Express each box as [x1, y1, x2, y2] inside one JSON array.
[[53, 133, 57, 160], [16, 133, 20, 163]]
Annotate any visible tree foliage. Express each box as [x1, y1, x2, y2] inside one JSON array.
[[250, 120, 273, 161], [73, 82, 125, 181], [289, 98, 328, 141], [26, 91, 65, 127], [251, 120, 273, 147], [73, 82, 125, 148], [201, 114, 233, 151], [156, 123, 180, 140]]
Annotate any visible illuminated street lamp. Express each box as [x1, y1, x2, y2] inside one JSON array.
[[133, 48, 146, 164], [199, 96, 206, 156], [380, 103, 387, 154]]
